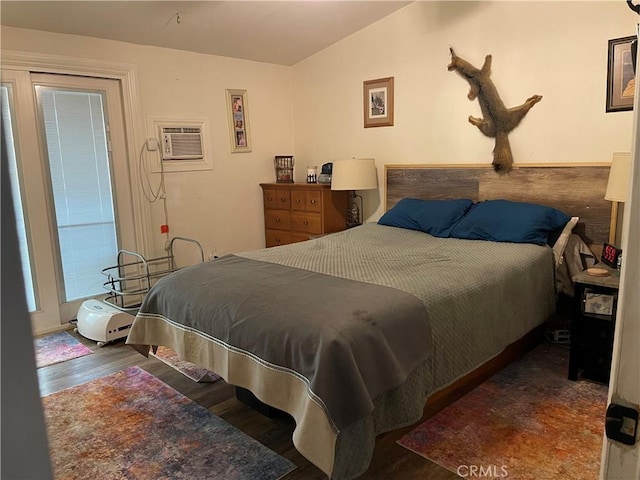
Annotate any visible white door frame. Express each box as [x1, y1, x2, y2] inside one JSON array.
[[2, 71, 61, 332], [32, 73, 139, 321], [2, 50, 152, 334], [599, 45, 640, 479]]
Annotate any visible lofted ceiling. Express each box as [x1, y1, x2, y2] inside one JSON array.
[[0, 1, 412, 66]]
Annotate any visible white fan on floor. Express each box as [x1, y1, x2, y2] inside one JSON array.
[[75, 299, 134, 347]]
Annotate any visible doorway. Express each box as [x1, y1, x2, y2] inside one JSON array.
[[2, 71, 136, 332]]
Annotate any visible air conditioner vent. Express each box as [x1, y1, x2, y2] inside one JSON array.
[[160, 125, 204, 160]]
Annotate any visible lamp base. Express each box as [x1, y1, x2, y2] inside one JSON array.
[[347, 191, 363, 227]]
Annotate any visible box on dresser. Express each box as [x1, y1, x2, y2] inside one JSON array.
[[260, 183, 348, 247]]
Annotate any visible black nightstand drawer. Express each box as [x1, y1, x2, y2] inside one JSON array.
[[576, 345, 613, 380], [576, 317, 615, 348]]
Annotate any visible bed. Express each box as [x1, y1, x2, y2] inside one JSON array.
[[127, 163, 612, 480]]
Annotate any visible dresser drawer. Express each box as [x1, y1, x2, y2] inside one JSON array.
[[305, 190, 322, 212], [265, 210, 291, 230], [263, 189, 290, 210], [291, 212, 321, 234], [291, 190, 322, 212], [291, 232, 313, 244], [265, 229, 291, 247]]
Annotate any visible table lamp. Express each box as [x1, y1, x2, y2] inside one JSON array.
[[331, 158, 378, 228], [604, 152, 631, 244]]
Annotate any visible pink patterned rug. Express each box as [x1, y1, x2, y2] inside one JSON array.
[[397, 344, 608, 480], [151, 345, 221, 383], [42, 366, 295, 479], [35, 331, 93, 368]]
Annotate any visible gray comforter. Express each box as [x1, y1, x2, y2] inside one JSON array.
[[128, 223, 556, 479]]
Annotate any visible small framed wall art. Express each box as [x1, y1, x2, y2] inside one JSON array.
[[606, 35, 636, 113], [363, 77, 394, 128], [226, 89, 252, 152]]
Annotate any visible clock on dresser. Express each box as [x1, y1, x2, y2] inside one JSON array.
[[568, 263, 619, 384]]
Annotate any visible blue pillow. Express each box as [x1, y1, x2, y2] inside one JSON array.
[[449, 199, 571, 245], [378, 198, 474, 237]]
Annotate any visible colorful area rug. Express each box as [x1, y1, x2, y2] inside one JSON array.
[[398, 344, 608, 480], [151, 345, 221, 383], [42, 366, 296, 480], [35, 330, 93, 368]]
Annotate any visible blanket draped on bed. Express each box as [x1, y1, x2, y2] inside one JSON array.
[[132, 255, 430, 432]]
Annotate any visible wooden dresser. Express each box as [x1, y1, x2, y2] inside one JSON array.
[[260, 183, 348, 247]]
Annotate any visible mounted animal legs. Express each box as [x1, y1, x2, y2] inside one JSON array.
[[448, 48, 542, 174]]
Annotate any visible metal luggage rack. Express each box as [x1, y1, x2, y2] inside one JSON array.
[[102, 236, 204, 314]]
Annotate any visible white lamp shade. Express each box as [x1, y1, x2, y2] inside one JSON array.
[[605, 152, 631, 202], [331, 158, 378, 191]]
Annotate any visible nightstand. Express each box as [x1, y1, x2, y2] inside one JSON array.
[[568, 264, 619, 384]]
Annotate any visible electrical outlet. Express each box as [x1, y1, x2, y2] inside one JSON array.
[[545, 329, 570, 345], [606, 403, 639, 445], [553, 330, 570, 343]]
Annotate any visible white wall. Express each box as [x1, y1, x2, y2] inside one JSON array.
[[1, 26, 294, 258], [292, 1, 635, 221]]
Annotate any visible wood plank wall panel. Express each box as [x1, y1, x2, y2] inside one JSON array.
[[385, 164, 612, 249], [386, 168, 481, 207]]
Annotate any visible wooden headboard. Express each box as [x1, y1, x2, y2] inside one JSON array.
[[385, 163, 613, 255]]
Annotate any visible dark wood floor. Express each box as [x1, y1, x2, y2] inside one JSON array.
[[38, 329, 460, 480]]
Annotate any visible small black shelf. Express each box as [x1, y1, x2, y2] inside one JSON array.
[[568, 265, 620, 385]]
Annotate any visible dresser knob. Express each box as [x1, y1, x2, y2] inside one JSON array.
[[275, 218, 280, 223], [267, 196, 273, 201], [281, 197, 287, 203], [310, 200, 316, 204], [303, 220, 308, 225], [296, 199, 301, 203]]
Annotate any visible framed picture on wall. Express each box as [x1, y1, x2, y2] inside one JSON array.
[[606, 35, 636, 113], [226, 89, 252, 153], [363, 77, 394, 127]]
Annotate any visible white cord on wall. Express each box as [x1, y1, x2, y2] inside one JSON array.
[[138, 139, 170, 248]]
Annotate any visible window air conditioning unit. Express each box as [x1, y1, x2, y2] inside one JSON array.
[[160, 125, 204, 160]]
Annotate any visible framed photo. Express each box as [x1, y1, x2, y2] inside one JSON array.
[[226, 89, 251, 153], [363, 77, 394, 128], [606, 36, 636, 113]]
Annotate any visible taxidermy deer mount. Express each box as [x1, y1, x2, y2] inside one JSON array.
[[447, 47, 542, 174]]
